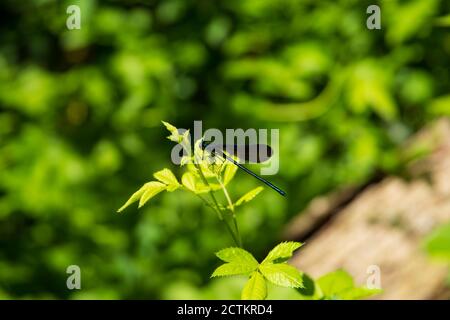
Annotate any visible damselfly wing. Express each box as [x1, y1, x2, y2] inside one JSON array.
[[202, 143, 273, 163]]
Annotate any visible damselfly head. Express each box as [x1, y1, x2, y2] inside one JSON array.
[[200, 140, 210, 150]]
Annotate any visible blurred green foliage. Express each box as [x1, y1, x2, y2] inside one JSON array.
[[0, 0, 449, 299]]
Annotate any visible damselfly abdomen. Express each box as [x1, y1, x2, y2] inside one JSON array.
[[202, 143, 273, 163], [201, 141, 286, 196]]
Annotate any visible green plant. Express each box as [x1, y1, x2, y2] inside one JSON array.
[[212, 242, 303, 299], [118, 121, 380, 300]]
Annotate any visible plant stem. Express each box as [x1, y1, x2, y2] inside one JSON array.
[[194, 163, 242, 247], [217, 177, 242, 247], [219, 179, 234, 213], [197, 194, 240, 246], [222, 216, 241, 247], [194, 163, 223, 220]]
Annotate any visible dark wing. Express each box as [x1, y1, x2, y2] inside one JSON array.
[[205, 144, 273, 163]]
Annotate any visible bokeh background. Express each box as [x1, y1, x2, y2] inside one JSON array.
[[0, 0, 449, 299]]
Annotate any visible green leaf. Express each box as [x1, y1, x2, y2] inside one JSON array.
[[182, 130, 191, 147], [196, 183, 211, 193], [154, 168, 180, 192], [138, 181, 167, 208], [259, 263, 303, 288], [235, 187, 264, 206], [435, 14, 450, 27], [262, 241, 303, 264], [216, 247, 258, 268], [317, 270, 354, 298], [117, 183, 148, 213], [425, 222, 450, 261], [162, 121, 186, 143], [241, 271, 267, 300], [338, 287, 382, 300], [223, 162, 238, 185], [193, 139, 207, 163], [212, 248, 259, 279], [430, 95, 450, 115], [316, 270, 381, 300], [211, 262, 258, 277]]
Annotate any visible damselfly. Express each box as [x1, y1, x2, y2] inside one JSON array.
[[201, 141, 286, 196]]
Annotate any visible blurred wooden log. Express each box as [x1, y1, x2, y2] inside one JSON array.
[[287, 118, 450, 299]]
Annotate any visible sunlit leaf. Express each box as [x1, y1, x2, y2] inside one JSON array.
[[425, 222, 450, 260], [187, 161, 220, 182], [138, 181, 167, 208], [346, 61, 397, 121], [154, 168, 180, 192], [385, 0, 439, 44], [181, 172, 197, 192], [435, 14, 450, 27], [223, 162, 238, 185], [296, 273, 317, 297], [193, 139, 206, 163], [199, 161, 217, 178], [262, 241, 303, 264], [161, 120, 177, 134], [259, 263, 303, 288], [216, 247, 258, 267], [315, 269, 381, 300], [235, 187, 264, 206], [241, 271, 267, 300], [195, 181, 211, 194], [317, 270, 354, 298], [180, 155, 191, 166]]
